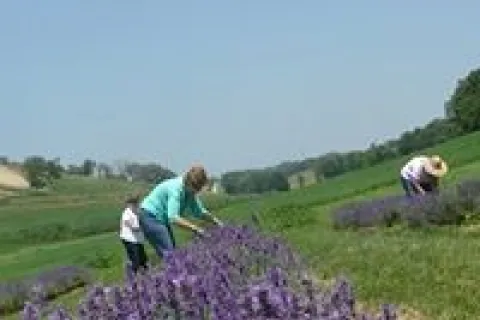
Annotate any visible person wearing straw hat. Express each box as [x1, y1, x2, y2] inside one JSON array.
[[399, 155, 448, 197], [137, 164, 224, 259]]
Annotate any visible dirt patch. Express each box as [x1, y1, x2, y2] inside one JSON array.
[[0, 165, 29, 190]]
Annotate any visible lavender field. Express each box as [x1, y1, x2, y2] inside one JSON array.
[[2, 133, 480, 319], [21, 225, 398, 319]]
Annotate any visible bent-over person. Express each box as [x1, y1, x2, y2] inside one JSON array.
[[399, 155, 448, 197]]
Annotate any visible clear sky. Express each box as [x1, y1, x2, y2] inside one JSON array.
[[1, 1, 479, 175]]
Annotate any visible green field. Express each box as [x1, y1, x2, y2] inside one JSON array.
[[3, 131, 480, 319]]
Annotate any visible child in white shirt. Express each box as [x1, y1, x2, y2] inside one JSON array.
[[120, 195, 148, 274]]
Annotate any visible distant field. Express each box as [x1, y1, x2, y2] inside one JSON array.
[[0, 176, 254, 256], [3, 131, 480, 319]]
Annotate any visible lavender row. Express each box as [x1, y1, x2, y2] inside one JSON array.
[[22, 225, 397, 319], [0, 266, 91, 317], [332, 179, 480, 229]]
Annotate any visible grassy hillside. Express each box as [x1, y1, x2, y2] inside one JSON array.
[[257, 130, 480, 209], [3, 131, 480, 319]]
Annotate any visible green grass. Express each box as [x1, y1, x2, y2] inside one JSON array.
[[4, 131, 480, 319], [0, 204, 123, 254], [261, 131, 480, 208], [0, 188, 252, 255], [48, 175, 150, 195], [287, 217, 480, 319]]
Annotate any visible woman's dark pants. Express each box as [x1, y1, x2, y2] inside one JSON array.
[[138, 208, 176, 259]]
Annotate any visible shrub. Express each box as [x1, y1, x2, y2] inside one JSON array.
[[22, 225, 397, 319], [332, 195, 409, 229], [402, 190, 464, 227], [456, 179, 480, 214], [0, 266, 91, 317], [332, 178, 480, 229]]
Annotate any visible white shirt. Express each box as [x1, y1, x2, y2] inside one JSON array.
[[119, 207, 144, 243], [400, 156, 428, 181]]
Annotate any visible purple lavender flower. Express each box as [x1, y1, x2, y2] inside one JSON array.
[[20, 224, 396, 319]]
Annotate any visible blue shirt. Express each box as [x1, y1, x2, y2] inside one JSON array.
[[140, 176, 208, 225]]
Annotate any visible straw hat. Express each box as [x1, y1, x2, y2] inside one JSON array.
[[424, 155, 448, 178]]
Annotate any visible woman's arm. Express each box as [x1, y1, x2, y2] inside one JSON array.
[[411, 179, 426, 194], [201, 211, 223, 226], [173, 216, 205, 236], [189, 195, 223, 226], [167, 191, 205, 235]]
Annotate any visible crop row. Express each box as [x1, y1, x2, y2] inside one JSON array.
[[0, 266, 91, 317], [0, 194, 254, 254], [332, 179, 480, 229], [22, 225, 397, 319]]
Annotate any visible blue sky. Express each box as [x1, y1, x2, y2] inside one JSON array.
[[1, 1, 479, 175]]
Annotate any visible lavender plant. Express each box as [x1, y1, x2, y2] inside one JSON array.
[[0, 266, 91, 317], [332, 195, 409, 229], [22, 225, 397, 319], [332, 178, 480, 229], [456, 179, 480, 215]]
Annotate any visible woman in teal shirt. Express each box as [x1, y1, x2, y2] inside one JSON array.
[[138, 165, 223, 258]]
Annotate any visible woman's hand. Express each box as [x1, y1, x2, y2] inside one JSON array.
[[174, 217, 205, 236], [193, 228, 206, 237], [203, 211, 224, 227]]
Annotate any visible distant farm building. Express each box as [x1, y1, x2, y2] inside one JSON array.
[[0, 165, 30, 190]]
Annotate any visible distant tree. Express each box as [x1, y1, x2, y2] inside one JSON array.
[[67, 164, 83, 175], [261, 170, 290, 192], [342, 150, 368, 171], [220, 169, 289, 194], [445, 67, 480, 133], [0, 156, 8, 165], [23, 156, 63, 188], [82, 159, 96, 176], [124, 162, 176, 184], [46, 157, 64, 179]]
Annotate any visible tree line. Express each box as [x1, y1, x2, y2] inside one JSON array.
[[220, 66, 480, 194], [0, 156, 176, 189], [2, 67, 479, 193]]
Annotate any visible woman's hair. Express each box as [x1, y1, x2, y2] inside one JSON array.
[[185, 165, 208, 192]]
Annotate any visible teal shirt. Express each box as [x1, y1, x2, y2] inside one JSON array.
[[140, 176, 208, 224]]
